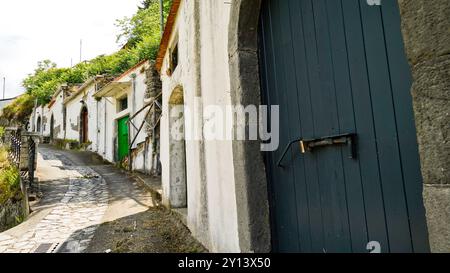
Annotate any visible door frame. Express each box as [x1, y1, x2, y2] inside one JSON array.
[[80, 105, 89, 144], [117, 115, 130, 162], [228, 0, 429, 253], [228, 0, 270, 253]]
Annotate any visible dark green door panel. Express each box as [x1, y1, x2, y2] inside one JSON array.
[[259, 0, 429, 253], [118, 116, 129, 161]]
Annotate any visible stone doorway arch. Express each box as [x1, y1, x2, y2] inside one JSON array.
[[228, 0, 270, 253], [168, 86, 187, 208]]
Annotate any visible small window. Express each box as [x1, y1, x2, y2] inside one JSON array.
[[118, 96, 128, 112], [171, 43, 178, 72], [167, 41, 179, 76]]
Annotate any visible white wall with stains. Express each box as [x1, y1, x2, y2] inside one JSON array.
[[159, 0, 240, 253]]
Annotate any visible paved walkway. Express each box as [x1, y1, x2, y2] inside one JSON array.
[[0, 145, 153, 253]]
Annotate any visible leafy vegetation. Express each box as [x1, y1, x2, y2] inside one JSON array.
[[0, 0, 172, 122], [0, 146, 21, 205], [1, 93, 35, 125]]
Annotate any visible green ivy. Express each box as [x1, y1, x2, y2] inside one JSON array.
[[0, 146, 21, 205]]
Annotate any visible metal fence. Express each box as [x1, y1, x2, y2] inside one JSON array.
[[28, 136, 36, 191], [7, 128, 37, 192], [9, 129, 21, 166]]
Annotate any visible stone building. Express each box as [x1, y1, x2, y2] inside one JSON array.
[[156, 0, 449, 253], [93, 60, 156, 172], [28, 61, 160, 174]]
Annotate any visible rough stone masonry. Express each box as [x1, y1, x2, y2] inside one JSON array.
[[398, 0, 450, 252]]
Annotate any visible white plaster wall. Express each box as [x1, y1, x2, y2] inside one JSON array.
[[199, 0, 239, 253], [32, 105, 50, 136], [65, 94, 82, 141], [48, 91, 65, 140], [98, 97, 116, 163], [118, 62, 150, 149], [64, 82, 99, 153], [160, 0, 240, 252], [115, 61, 154, 172]]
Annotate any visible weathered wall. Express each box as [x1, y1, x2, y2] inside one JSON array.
[[30, 105, 50, 137], [127, 62, 155, 174], [65, 82, 99, 152], [199, 0, 240, 253], [0, 199, 26, 233], [48, 90, 66, 140], [118, 62, 150, 150], [97, 94, 116, 163], [228, 0, 271, 253], [159, 0, 240, 252], [65, 92, 83, 142], [398, 0, 450, 252]]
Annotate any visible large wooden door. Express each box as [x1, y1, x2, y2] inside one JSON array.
[[259, 0, 429, 253], [50, 115, 54, 140], [80, 107, 88, 143]]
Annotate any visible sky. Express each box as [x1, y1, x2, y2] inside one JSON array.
[[0, 0, 142, 99]]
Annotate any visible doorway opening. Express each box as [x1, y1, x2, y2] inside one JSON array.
[[168, 86, 187, 208], [36, 116, 41, 133], [50, 114, 54, 141], [80, 106, 89, 144]]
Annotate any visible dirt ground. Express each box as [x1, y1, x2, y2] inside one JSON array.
[[86, 206, 207, 253]]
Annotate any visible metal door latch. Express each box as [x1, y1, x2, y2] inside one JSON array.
[[278, 133, 357, 167]]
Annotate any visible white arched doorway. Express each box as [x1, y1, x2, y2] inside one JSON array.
[[168, 86, 187, 208]]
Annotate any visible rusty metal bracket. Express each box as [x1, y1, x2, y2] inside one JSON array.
[[278, 133, 357, 167]]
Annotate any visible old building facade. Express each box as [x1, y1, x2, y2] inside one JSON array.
[[25, 0, 449, 253], [156, 0, 449, 253], [28, 61, 160, 174]]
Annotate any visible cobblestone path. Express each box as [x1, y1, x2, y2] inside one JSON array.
[[0, 147, 109, 253]]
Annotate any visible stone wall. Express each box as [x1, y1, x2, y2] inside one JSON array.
[[398, 0, 450, 252], [0, 198, 26, 232], [0, 129, 35, 232]]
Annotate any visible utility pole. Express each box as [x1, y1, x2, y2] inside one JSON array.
[[159, 0, 164, 36], [2, 77, 5, 99], [80, 39, 83, 63]]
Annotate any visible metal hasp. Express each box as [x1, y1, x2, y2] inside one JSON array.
[[278, 133, 357, 167]]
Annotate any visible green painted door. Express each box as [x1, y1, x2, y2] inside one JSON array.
[[118, 116, 129, 161]]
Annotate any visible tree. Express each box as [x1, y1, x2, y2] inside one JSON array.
[[115, 0, 171, 47], [139, 0, 156, 10]]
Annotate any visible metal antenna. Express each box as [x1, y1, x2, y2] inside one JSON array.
[[80, 39, 83, 63], [2, 77, 5, 99]]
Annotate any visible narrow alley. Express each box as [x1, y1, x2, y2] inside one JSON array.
[[0, 145, 205, 253], [0, 0, 448, 256]]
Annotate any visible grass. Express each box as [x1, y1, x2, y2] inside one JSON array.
[[0, 145, 22, 205]]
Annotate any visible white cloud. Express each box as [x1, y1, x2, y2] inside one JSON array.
[[0, 0, 142, 98]]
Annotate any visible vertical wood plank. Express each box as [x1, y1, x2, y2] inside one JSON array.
[[380, 0, 430, 253], [359, 0, 413, 253]]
